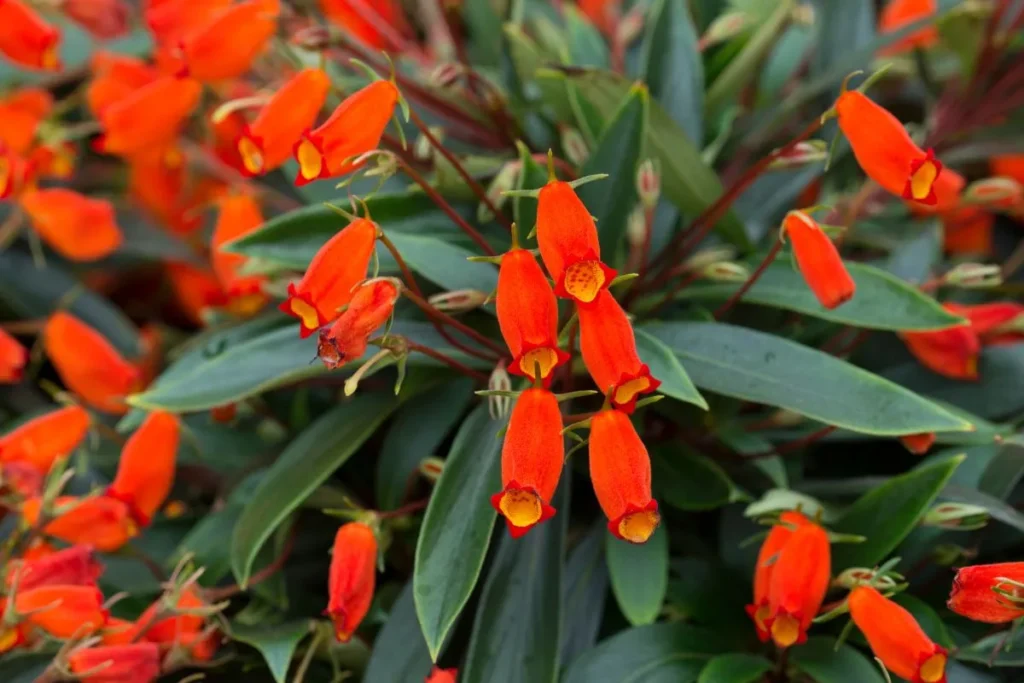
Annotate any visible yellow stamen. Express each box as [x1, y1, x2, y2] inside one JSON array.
[[520, 348, 559, 380], [753, 604, 771, 633], [911, 160, 939, 200], [618, 509, 660, 544], [563, 260, 606, 303], [919, 653, 946, 683], [228, 293, 266, 317], [290, 297, 321, 331], [297, 139, 324, 180], [238, 137, 264, 175], [499, 489, 542, 529], [770, 614, 801, 648], [614, 377, 652, 406], [41, 45, 58, 70]]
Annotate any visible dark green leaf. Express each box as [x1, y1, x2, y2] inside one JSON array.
[[957, 629, 1024, 667], [634, 329, 707, 409], [979, 443, 1024, 499], [654, 447, 741, 511], [364, 582, 434, 683], [641, 321, 972, 436], [642, 0, 703, 143], [606, 525, 668, 626], [230, 393, 403, 586], [562, 521, 609, 663], [415, 405, 506, 660], [651, 261, 966, 331], [461, 478, 567, 683], [831, 455, 964, 569], [811, 0, 876, 82], [385, 231, 499, 297], [939, 484, 1024, 534], [0, 653, 53, 683], [504, 25, 576, 124], [377, 378, 474, 510], [230, 621, 310, 683], [565, 5, 609, 67], [171, 504, 244, 584], [697, 654, 773, 683], [790, 637, 886, 683]]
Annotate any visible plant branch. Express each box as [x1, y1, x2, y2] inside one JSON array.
[[713, 239, 783, 319], [406, 340, 488, 381]]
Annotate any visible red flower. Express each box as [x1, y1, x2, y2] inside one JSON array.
[[900, 432, 936, 455], [86, 52, 158, 119], [0, 405, 91, 475], [491, 388, 564, 538], [107, 411, 180, 526], [326, 522, 377, 642], [900, 307, 980, 381], [95, 75, 201, 157], [19, 188, 123, 261], [22, 496, 138, 553], [781, 211, 856, 309], [425, 666, 459, 683], [577, 290, 660, 413], [0, 0, 61, 71], [138, 587, 218, 660], [69, 643, 161, 683], [946, 302, 1024, 346], [992, 155, 1024, 185], [144, 0, 232, 46], [15, 584, 107, 639], [0, 88, 53, 154], [319, 0, 410, 49], [588, 409, 660, 543], [496, 248, 568, 385], [849, 585, 947, 683], [0, 328, 27, 383], [280, 218, 378, 337], [746, 511, 809, 641], [536, 180, 616, 304], [7, 545, 102, 591], [317, 279, 400, 369], [61, 0, 130, 40], [177, 0, 280, 82], [211, 194, 270, 314], [878, 0, 938, 55], [948, 562, 1024, 624], [763, 522, 831, 648]]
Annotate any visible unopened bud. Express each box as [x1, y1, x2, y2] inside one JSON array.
[[291, 25, 330, 50], [683, 246, 737, 273], [635, 159, 660, 209], [615, 7, 645, 47], [701, 261, 750, 282], [965, 177, 1023, 210], [791, 3, 815, 26], [414, 127, 442, 161], [931, 543, 973, 566], [769, 140, 829, 170], [626, 204, 647, 248], [767, 409, 805, 428], [478, 161, 519, 223], [428, 289, 489, 313], [699, 11, 748, 50], [429, 63, 463, 88], [923, 502, 990, 531], [419, 456, 445, 483], [944, 262, 1002, 288], [560, 126, 589, 167], [488, 361, 513, 420], [834, 567, 899, 591]]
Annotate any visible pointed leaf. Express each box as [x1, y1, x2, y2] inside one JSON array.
[[642, 0, 704, 143], [635, 329, 708, 409], [698, 654, 773, 683], [230, 621, 309, 683], [654, 447, 741, 511], [364, 583, 434, 683], [561, 522, 609, 663], [790, 637, 886, 683], [606, 525, 668, 626]]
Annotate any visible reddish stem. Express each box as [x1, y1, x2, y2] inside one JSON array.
[[398, 159, 497, 256], [204, 530, 296, 601], [407, 340, 489, 382], [377, 498, 430, 519], [713, 239, 783, 319]]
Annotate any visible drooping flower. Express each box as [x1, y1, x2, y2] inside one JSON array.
[[22, 496, 138, 552], [69, 643, 162, 683], [945, 302, 1024, 346], [144, 0, 233, 46], [849, 585, 947, 683], [0, 145, 32, 199], [746, 511, 809, 641], [941, 205, 993, 256], [138, 587, 218, 660], [992, 155, 1024, 185], [899, 309, 980, 381], [0, 329, 27, 383], [294, 80, 398, 185], [107, 411, 180, 527], [86, 52, 159, 119], [279, 218, 377, 337], [536, 180, 616, 304], [6, 545, 103, 591], [19, 188, 123, 261], [763, 522, 831, 648], [900, 432, 936, 455], [0, 0, 61, 71], [211, 193, 269, 314], [948, 562, 1024, 624], [0, 88, 52, 154], [496, 248, 569, 385], [95, 75, 202, 157], [176, 0, 280, 82], [0, 405, 91, 474], [317, 278, 400, 369], [319, 0, 409, 49], [43, 313, 140, 414], [577, 290, 660, 413], [781, 210, 856, 309], [836, 90, 949, 206], [15, 584, 107, 639], [878, 0, 938, 55], [588, 408, 660, 543], [490, 388, 564, 538], [326, 522, 377, 642], [166, 262, 228, 324], [237, 68, 330, 175], [127, 149, 202, 235], [61, 0, 130, 40], [425, 667, 459, 683]]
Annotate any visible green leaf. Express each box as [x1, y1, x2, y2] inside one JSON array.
[[576, 85, 648, 268], [562, 521, 609, 663], [230, 393, 403, 586], [641, 321, 972, 436], [790, 637, 886, 683], [415, 405, 506, 661], [0, 653, 53, 683], [504, 24, 576, 124], [642, 0, 703, 143], [654, 447, 742, 511], [540, 68, 750, 248], [377, 378, 474, 510], [230, 620, 310, 683], [939, 484, 1024, 534], [648, 261, 966, 331], [461, 478, 567, 683], [957, 629, 1024, 667], [811, 0, 876, 82], [697, 654, 773, 683], [634, 329, 708, 410], [831, 455, 964, 569], [514, 142, 549, 239], [171, 503, 244, 585], [562, 623, 736, 683], [606, 525, 668, 626], [0, 250, 140, 357], [705, 0, 794, 112], [385, 231, 499, 297], [565, 5, 609, 67], [364, 582, 434, 683]]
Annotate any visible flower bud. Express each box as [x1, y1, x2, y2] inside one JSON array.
[[702, 262, 750, 283], [488, 362, 512, 420], [560, 126, 589, 167], [948, 562, 1024, 624], [428, 289, 489, 314], [923, 502, 989, 530], [700, 11, 748, 50], [429, 63, 463, 88], [419, 457, 445, 483], [943, 262, 1002, 288], [625, 205, 647, 250], [899, 432, 936, 455], [327, 522, 377, 642], [965, 177, 1023, 209], [414, 127, 444, 161], [426, 666, 459, 683], [768, 140, 829, 169], [478, 161, 518, 223], [782, 211, 855, 310], [635, 159, 660, 210], [69, 643, 161, 683], [615, 6, 645, 46], [833, 567, 899, 591], [683, 246, 737, 273], [748, 512, 809, 641]]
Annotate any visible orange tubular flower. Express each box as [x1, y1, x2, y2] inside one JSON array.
[[96, 75, 202, 157], [992, 155, 1024, 185], [69, 643, 161, 683], [144, 0, 233, 46], [900, 310, 980, 381], [588, 409, 660, 543], [0, 88, 52, 154], [107, 411, 180, 527], [496, 248, 569, 385], [946, 302, 1024, 346], [878, 0, 938, 55], [942, 205, 993, 256], [764, 522, 831, 648], [128, 151, 200, 235], [536, 180, 616, 304], [948, 563, 1024, 624], [43, 313, 140, 414], [490, 388, 564, 538], [320, 0, 409, 49], [426, 667, 459, 683], [0, 405, 91, 474], [0, 0, 61, 71], [211, 194, 269, 314], [577, 290, 660, 413], [849, 585, 947, 683], [19, 188, 122, 261], [326, 522, 377, 642], [0, 328, 27, 383], [22, 496, 137, 552], [279, 218, 377, 337], [166, 263, 228, 324], [8, 545, 103, 591], [836, 91, 947, 206], [900, 432, 936, 455], [294, 80, 399, 186], [317, 279, 400, 369], [781, 210, 856, 309], [87, 52, 159, 119], [140, 587, 218, 660], [746, 511, 809, 641], [238, 68, 330, 175], [15, 585, 107, 638], [178, 0, 280, 83], [0, 145, 32, 199]]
